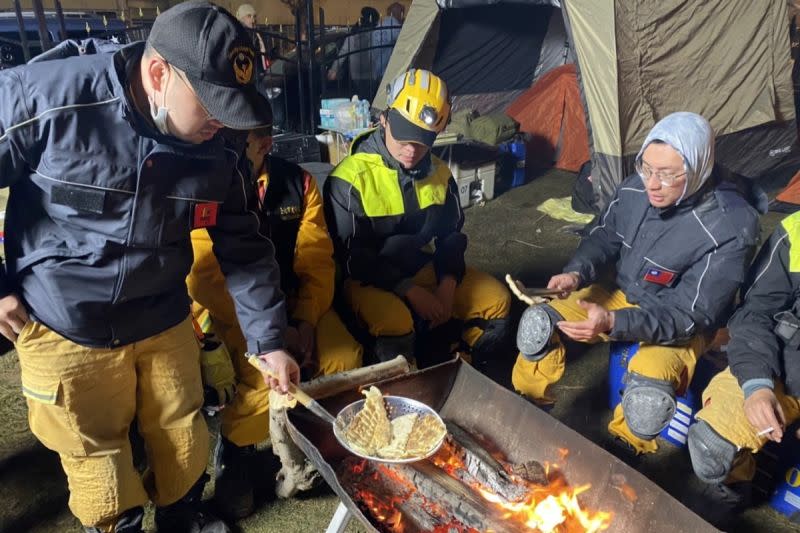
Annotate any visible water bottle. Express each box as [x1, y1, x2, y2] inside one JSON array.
[[358, 100, 369, 129], [511, 138, 527, 188]]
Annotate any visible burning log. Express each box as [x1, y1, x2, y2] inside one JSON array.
[[406, 461, 531, 533], [340, 422, 613, 533], [339, 458, 451, 532], [443, 422, 545, 499], [508, 460, 548, 486], [340, 457, 528, 533], [270, 356, 411, 498]]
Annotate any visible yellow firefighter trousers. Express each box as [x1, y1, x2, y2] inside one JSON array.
[[511, 284, 706, 453], [343, 263, 511, 348], [15, 317, 207, 530], [695, 368, 800, 482], [207, 308, 363, 447]]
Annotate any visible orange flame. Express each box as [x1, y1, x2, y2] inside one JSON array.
[[348, 446, 613, 533], [477, 478, 612, 533], [354, 488, 408, 533]]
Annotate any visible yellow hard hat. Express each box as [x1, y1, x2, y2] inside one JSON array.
[[385, 69, 450, 146]]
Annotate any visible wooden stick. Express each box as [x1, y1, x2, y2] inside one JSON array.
[[302, 355, 411, 399]]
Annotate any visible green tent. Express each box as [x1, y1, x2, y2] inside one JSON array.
[[376, 0, 798, 207]]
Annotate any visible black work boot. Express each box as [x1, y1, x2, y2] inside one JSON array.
[[154, 473, 231, 533], [213, 436, 256, 520], [684, 480, 752, 530], [85, 506, 144, 533], [604, 436, 644, 470]]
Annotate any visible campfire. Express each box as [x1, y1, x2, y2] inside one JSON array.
[[283, 359, 721, 533], [340, 422, 612, 533]]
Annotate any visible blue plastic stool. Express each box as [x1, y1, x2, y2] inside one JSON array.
[[767, 430, 800, 522], [608, 341, 714, 447], [771, 464, 800, 521]]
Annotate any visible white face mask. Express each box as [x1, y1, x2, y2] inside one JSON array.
[[148, 68, 171, 135]]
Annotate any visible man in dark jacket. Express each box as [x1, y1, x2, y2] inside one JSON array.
[[324, 69, 511, 367], [688, 212, 800, 517], [512, 112, 759, 454], [0, 2, 297, 532], [187, 124, 363, 519]]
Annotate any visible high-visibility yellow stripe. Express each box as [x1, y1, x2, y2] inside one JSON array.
[[331, 153, 451, 217], [781, 211, 800, 272]]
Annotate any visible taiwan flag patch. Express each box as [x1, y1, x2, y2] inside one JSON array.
[[192, 202, 219, 229], [644, 268, 676, 286]]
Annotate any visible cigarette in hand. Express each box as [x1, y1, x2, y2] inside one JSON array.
[[756, 426, 775, 437]]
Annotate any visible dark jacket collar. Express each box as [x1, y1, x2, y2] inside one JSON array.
[[355, 127, 432, 181]]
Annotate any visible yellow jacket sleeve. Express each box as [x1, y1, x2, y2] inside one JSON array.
[[291, 174, 336, 326], [186, 228, 239, 329]]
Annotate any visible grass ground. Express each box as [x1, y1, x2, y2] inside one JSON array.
[[0, 170, 798, 532]]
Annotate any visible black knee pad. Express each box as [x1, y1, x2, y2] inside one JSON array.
[[470, 317, 511, 364], [687, 420, 737, 484], [517, 305, 562, 361], [621, 372, 676, 440]]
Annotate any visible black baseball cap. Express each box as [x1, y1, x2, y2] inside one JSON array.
[[387, 108, 437, 147], [147, 0, 270, 130]]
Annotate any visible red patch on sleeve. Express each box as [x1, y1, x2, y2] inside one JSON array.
[[192, 202, 219, 229]]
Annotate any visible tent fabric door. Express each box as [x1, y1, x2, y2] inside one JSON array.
[[506, 64, 590, 172]]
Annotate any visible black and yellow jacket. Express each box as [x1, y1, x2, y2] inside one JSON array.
[[188, 155, 335, 331], [728, 211, 800, 398], [324, 128, 466, 295]]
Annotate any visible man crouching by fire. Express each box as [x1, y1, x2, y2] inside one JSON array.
[[510, 112, 760, 457]]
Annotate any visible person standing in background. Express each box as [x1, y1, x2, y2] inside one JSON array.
[[237, 3, 269, 72], [372, 3, 404, 82], [328, 6, 381, 100]]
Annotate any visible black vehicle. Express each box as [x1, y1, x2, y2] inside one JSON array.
[[0, 11, 128, 69]]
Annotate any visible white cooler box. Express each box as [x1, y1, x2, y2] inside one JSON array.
[[450, 161, 496, 208]]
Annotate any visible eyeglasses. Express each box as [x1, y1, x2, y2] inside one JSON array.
[[635, 160, 687, 187]]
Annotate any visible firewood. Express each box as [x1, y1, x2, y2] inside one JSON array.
[[339, 458, 442, 532], [445, 421, 530, 502], [302, 355, 411, 399], [340, 457, 528, 533], [407, 461, 528, 532], [508, 460, 548, 485]]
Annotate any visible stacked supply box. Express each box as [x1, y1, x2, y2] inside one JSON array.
[[320, 98, 350, 129], [272, 133, 321, 164]]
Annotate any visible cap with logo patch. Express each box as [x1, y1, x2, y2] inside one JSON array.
[[147, 0, 270, 130]]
